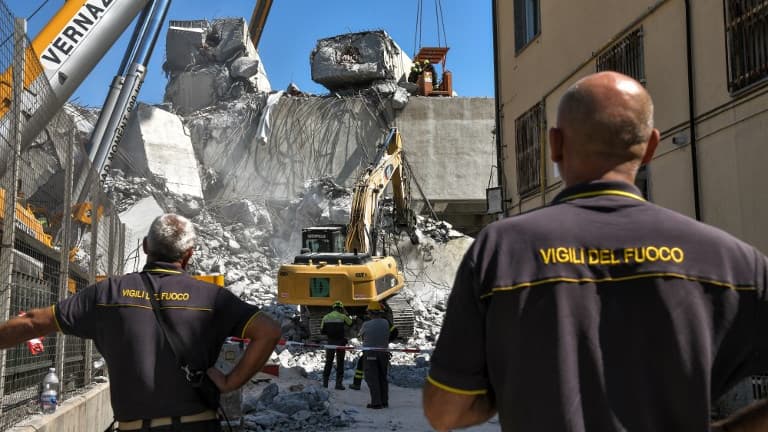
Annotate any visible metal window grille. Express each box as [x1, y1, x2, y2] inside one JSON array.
[[596, 27, 646, 84], [514, 0, 541, 52], [724, 0, 768, 93], [515, 103, 544, 197]]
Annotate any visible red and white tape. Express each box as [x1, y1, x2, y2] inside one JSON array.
[[277, 339, 431, 354]]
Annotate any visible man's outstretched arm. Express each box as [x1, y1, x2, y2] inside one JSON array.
[[0, 306, 59, 349], [423, 379, 496, 431], [207, 313, 281, 393]]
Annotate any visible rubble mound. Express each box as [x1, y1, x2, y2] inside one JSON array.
[[242, 383, 353, 431]]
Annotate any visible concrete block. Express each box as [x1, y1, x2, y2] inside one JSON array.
[[209, 18, 249, 63], [391, 87, 410, 110], [165, 24, 207, 71], [311, 30, 413, 91], [218, 200, 272, 229], [120, 196, 165, 272], [118, 104, 204, 198], [231, 57, 261, 79], [165, 65, 232, 114]]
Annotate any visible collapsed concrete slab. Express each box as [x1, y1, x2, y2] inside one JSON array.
[[116, 103, 203, 198], [310, 30, 413, 91], [119, 196, 165, 272], [164, 18, 271, 114]]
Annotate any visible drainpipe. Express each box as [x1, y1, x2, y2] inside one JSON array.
[[684, 0, 701, 220], [491, 0, 506, 214]]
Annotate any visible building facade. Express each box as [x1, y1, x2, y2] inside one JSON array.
[[493, 0, 768, 253]]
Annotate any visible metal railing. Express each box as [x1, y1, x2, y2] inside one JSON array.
[[0, 3, 125, 429]]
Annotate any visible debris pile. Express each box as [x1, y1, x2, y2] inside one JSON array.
[[241, 383, 353, 431]]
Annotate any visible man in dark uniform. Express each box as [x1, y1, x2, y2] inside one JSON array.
[[423, 71, 768, 432], [0, 214, 281, 431], [360, 301, 390, 409], [320, 300, 352, 389]]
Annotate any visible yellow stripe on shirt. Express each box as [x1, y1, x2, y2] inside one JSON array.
[[426, 375, 488, 396], [241, 311, 262, 339], [51, 304, 63, 332]]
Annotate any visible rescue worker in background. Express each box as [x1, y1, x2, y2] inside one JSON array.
[[320, 300, 352, 390], [408, 63, 421, 83], [359, 301, 390, 409], [421, 59, 435, 77], [349, 311, 398, 391], [0, 213, 282, 431], [423, 71, 768, 432]]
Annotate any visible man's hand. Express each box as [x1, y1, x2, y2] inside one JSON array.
[[0, 306, 59, 349]]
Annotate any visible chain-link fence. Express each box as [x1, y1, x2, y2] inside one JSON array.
[[0, 3, 125, 430]]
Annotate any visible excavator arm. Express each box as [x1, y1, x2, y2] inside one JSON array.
[[345, 127, 411, 254]]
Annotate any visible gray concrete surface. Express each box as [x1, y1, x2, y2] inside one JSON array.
[[116, 103, 203, 198], [311, 30, 413, 91], [185, 95, 494, 207], [8, 383, 112, 432]]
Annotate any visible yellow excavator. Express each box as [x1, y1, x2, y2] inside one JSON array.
[[277, 128, 417, 341]]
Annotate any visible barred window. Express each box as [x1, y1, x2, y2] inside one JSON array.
[[596, 27, 650, 198], [515, 0, 541, 52], [515, 103, 544, 197], [596, 27, 645, 84], [725, 0, 768, 93]]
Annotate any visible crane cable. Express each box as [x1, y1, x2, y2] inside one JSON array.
[[413, 0, 448, 57]]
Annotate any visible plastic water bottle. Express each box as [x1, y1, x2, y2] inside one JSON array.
[[40, 367, 59, 414]]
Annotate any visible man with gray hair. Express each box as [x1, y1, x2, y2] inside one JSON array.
[[423, 72, 768, 431], [0, 213, 281, 431]]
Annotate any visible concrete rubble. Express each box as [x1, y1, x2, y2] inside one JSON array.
[[241, 383, 353, 431]]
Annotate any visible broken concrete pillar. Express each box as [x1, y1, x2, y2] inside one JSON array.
[[164, 21, 208, 71], [310, 30, 413, 91], [116, 103, 204, 198], [164, 18, 271, 102]]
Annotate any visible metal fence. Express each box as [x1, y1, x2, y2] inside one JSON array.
[[0, 4, 125, 430]]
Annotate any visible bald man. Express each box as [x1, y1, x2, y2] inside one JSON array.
[[423, 72, 768, 432]]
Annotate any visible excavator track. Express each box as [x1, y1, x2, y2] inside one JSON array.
[[303, 306, 332, 342], [385, 294, 415, 341]]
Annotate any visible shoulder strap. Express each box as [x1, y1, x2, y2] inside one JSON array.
[[139, 272, 190, 369]]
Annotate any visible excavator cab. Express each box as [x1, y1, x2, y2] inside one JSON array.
[[301, 225, 347, 253]]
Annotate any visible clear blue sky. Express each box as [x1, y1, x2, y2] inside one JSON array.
[[6, 0, 494, 107]]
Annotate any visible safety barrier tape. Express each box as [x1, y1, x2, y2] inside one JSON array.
[[276, 339, 432, 354]]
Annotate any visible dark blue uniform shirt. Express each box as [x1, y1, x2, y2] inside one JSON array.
[[429, 181, 768, 431], [54, 261, 260, 421]]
